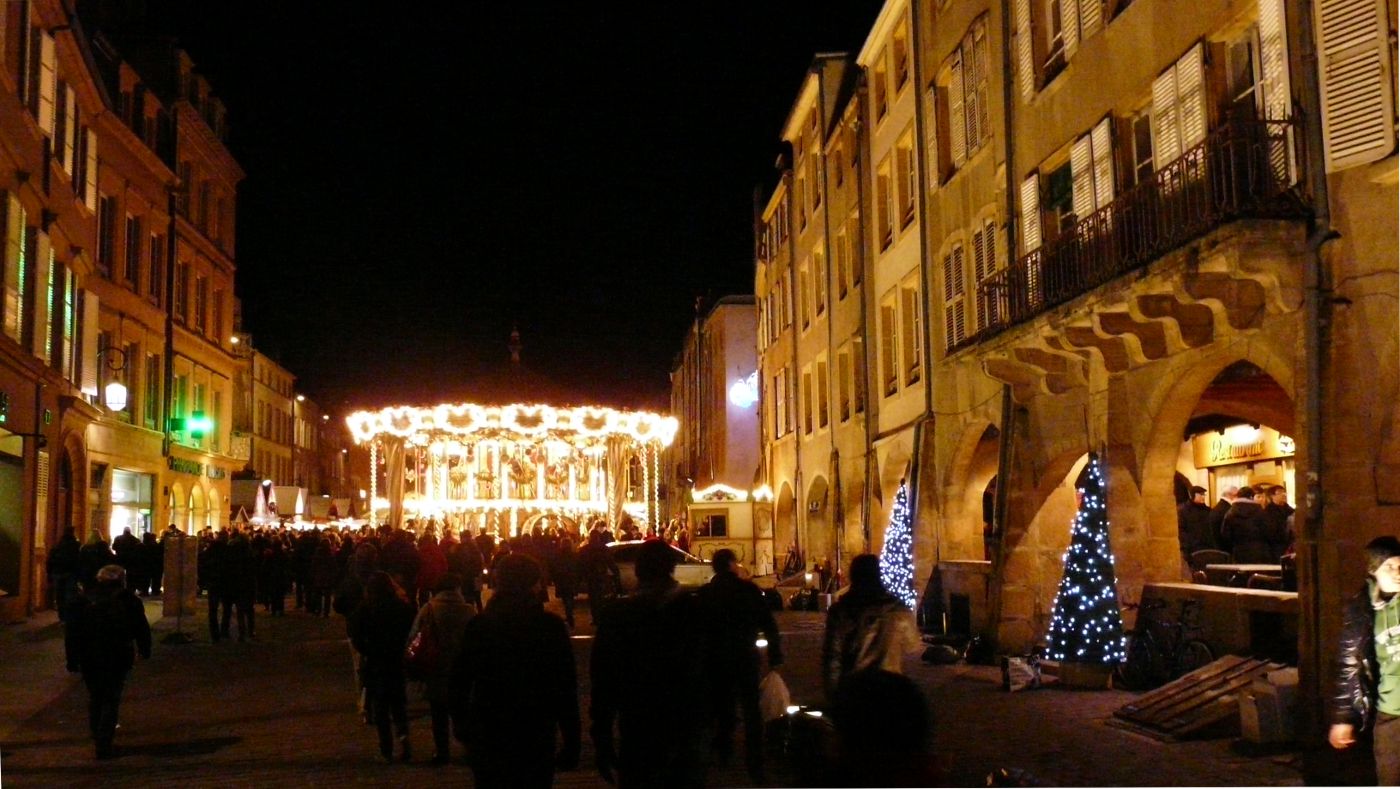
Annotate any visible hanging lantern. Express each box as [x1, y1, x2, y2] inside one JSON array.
[[103, 380, 128, 412]]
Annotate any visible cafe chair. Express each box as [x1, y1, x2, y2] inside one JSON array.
[[1192, 570, 1208, 585], [1246, 573, 1283, 591], [1190, 549, 1231, 572]]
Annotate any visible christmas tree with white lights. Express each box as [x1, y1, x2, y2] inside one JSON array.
[[1043, 453, 1127, 664], [879, 482, 918, 610]]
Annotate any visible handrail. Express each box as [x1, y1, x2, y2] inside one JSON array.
[[962, 118, 1308, 347]]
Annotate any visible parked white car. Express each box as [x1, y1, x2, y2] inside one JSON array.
[[608, 540, 713, 591]]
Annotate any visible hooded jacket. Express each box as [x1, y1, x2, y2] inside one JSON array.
[[1330, 579, 1400, 728], [822, 586, 922, 702]]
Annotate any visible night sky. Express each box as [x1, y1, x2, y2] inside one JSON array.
[[142, 2, 885, 413]]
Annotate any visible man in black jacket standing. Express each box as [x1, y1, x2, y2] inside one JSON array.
[[1330, 536, 1400, 784], [65, 564, 152, 759], [696, 549, 783, 782]]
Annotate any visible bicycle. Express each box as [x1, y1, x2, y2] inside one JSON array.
[[1113, 598, 1214, 691]]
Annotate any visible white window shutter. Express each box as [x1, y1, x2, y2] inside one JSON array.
[[84, 129, 98, 211], [1258, 0, 1291, 121], [62, 85, 77, 175], [1316, 0, 1396, 171], [80, 289, 99, 396], [1015, 0, 1035, 99], [950, 52, 967, 167], [1063, 0, 1081, 59], [973, 225, 992, 329], [1079, 0, 1103, 40], [962, 40, 980, 150], [38, 32, 55, 136], [1020, 173, 1041, 252], [925, 85, 939, 186], [1091, 117, 1115, 207], [1151, 68, 1182, 169], [1071, 134, 1095, 219], [31, 232, 50, 360], [944, 247, 966, 348], [1177, 43, 1208, 149]]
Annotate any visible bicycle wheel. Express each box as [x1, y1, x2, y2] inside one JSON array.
[[1114, 632, 1160, 691], [1173, 639, 1214, 680]]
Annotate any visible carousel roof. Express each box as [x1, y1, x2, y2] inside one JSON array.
[[346, 402, 678, 447]]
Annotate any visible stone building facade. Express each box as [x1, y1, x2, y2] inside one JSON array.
[[756, 0, 1397, 728]]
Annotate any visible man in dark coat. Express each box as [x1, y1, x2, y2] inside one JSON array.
[[451, 554, 580, 787], [1330, 537, 1400, 784], [1220, 486, 1281, 564], [578, 530, 620, 624], [1208, 485, 1238, 554], [696, 549, 783, 782], [47, 527, 82, 619], [79, 532, 116, 589], [226, 532, 259, 640], [65, 564, 151, 759], [591, 541, 707, 789], [112, 527, 143, 590], [1177, 485, 1214, 568], [200, 532, 232, 642], [142, 531, 163, 596], [1263, 485, 1295, 561]]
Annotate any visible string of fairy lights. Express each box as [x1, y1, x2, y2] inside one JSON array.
[[878, 482, 918, 610], [1043, 454, 1127, 664]]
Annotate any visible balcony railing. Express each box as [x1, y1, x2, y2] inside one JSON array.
[[970, 119, 1308, 344]]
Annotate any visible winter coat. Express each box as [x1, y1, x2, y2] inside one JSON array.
[[1332, 581, 1383, 729], [549, 548, 581, 596], [1221, 500, 1281, 563], [79, 541, 116, 587], [696, 570, 784, 672], [822, 587, 922, 703], [47, 535, 81, 578], [65, 585, 151, 680], [112, 532, 143, 571], [453, 591, 580, 774], [416, 541, 448, 594], [349, 594, 416, 683], [408, 589, 476, 703], [1177, 501, 1215, 555], [310, 547, 340, 592]]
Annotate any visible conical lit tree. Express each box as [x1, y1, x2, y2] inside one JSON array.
[[879, 482, 918, 609], [1043, 453, 1127, 664]]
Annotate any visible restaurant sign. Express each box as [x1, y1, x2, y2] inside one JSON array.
[[1192, 425, 1296, 469]]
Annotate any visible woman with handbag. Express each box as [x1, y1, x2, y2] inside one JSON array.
[[349, 571, 417, 763], [407, 573, 476, 765]]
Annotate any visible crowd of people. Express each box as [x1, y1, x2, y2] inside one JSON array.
[[55, 515, 940, 785], [1177, 483, 1296, 570]]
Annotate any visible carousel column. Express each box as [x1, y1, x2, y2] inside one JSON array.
[[385, 438, 407, 530], [369, 442, 379, 526]]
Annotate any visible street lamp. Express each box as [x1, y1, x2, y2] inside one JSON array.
[[98, 346, 129, 412]]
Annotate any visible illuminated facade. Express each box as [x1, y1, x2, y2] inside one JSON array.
[[347, 403, 677, 537], [666, 296, 765, 570]]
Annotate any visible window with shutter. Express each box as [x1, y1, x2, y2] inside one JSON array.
[[1015, 0, 1036, 98], [1151, 67, 1182, 168], [1091, 118, 1115, 208], [802, 368, 813, 435], [83, 129, 98, 211], [33, 232, 52, 363], [949, 52, 967, 167], [62, 86, 77, 176], [2, 194, 24, 344], [880, 291, 899, 396], [902, 279, 922, 383], [974, 219, 1000, 329], [80, 289, 98, 396], [54, 79, 67, 168], [1071, 134, 1095, 221], [1176, 44, 1208, 149], [1020, 174, 1042, 252], [1079, 0, 1103, 39], [1061, 0, 1080, 59], [1315, 0, 1395, 171], [943, 245, 967, 349], [817, 358, 829, 428], [838, 347, 851, 423], [37, 31, 53, 136], [925, 85, 941, 188]]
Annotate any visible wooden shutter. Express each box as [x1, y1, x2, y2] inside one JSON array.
[[37, 30, 54, 136], [1015, 0, 1035, 99], [1316, 0, 1395, 171], [1079, 0, 1103, 40], [1151, 67, 1182, 168], [943, 246, 966, 348], [949, 53, 967, 167], [1020, 173, 1041, 252], [31, 231, 49, 359], [973, 222, 996, 330], [1177, 44, 1208, 149], [62, 85, 76, 174], [924, 85, 940, 187], [962, 37, 980, 152], [81, 289, 98, 395], [84, 129, 98, 211], [1091, 117, 1115, 207], [1071, 133, 1095, 219], [1063, 0, 1081, 59]]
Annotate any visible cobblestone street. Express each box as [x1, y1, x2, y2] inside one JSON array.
[[0, 599, 1309, 787]]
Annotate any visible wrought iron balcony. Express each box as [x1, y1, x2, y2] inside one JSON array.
[[970, 119, 1308, 344]]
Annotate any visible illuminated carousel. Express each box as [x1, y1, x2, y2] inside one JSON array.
[[346, 403, 678, 537]]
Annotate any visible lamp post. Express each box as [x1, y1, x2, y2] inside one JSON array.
[[98, 346, 129, 412]]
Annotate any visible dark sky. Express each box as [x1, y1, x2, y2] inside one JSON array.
[[145, 2, 885, 413]]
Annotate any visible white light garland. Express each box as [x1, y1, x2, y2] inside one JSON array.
[[1043, 454, 1127, 665], [879, 483, 918, 610], [346, 402, 678, 447]]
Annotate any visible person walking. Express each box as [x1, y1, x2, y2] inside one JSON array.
[[549, 535, 581, 629], [451, 554, 580, 788], [227, 531, 259, 641], [47, 527, 82, 619], [696, 548, 783, 782], [1330, 537, 1400, 784], [64, 564, 152, 759], [409, 573, 476, 766], [79, 530, 116, 589], [142, 531, 164, 597], [590, 541, 706, 789], [821, 554, 923, 704], [579, 530, 620, 626], [309, 540, 340, 617], [350, 571, 417, 763]]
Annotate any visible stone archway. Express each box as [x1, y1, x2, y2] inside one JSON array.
[[943, 421, 1001, 560], [56, 430, 86, 542], [775, 482, 796, 574], [190, 487, 208, 534]]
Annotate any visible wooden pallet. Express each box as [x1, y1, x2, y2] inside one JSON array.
[[1109, 655, 1283, 741]]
